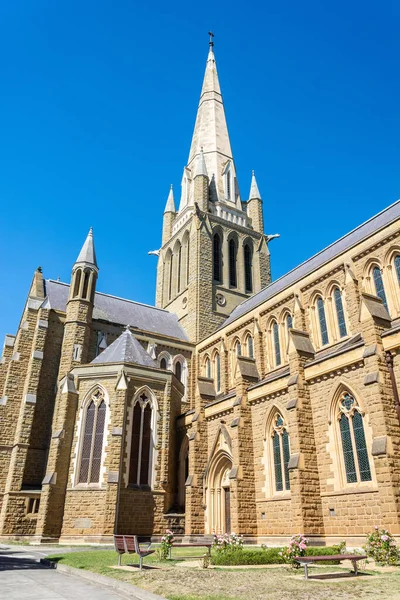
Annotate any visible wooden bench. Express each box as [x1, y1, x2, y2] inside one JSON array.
[[168, 542, 212, 560], [295, 554, 367, 579], [113, 534, 155, 569]]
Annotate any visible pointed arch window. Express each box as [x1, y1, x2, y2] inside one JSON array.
[[271, 413, 290, 492], [168, 253, 174, 301], [129, 392, 155, 487], [160, 357, 167, 370], [372, 266, 388, 312], [286, 314, 293, 330], [214, 352, 221, 392], [272, 321, 281, 366], [213, 233, 222, 283], [177, 244, 182, 294], [73, 269, 82, 298], [175, 361, 182, 382], [78, 389, 107, 485], [205, 357, 211, 379], [235, 340, 241, 356], [333, 287, 347, 338], [317, 297, 329, 346], [186, 237, 190, 286], [225, 165, 232, 200], [337, 392, 372, 484], [244, 243, 253, 292], [394, 255, 400, 285], [247, 335, 254, 358], [229, 239, 237, 287]]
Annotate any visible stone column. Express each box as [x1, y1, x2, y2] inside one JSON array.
[[34, 373, 79, 542], [285, 329, 324, 536]]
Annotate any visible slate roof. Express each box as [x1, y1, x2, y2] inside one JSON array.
[[75, 228, 97, 268], [222, 200, 400, 329], [42, 280, 189, 341], [91, 328, 157, 367]]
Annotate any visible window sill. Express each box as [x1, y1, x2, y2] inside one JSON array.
[[127, 484, 152, 492], [321, 486, 379, 497], [70, 485, 105, 491], [260, 494, 291, 503]]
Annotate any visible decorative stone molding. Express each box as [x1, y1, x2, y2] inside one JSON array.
[[61, 373, 77, 395], [364, 372, 380, 386], [42, 472, 57, 485], [4, 335, 15, 348], [288, 453, 303, 470], [32, 350, 44, 360], [371, 436, 388, 456], [230, 417, 241, 428], [287, 374, 299, 386], [38, 319, 49, 329], [363, 344, 378, 358], [24, 394, 37, 404], [108, 471, 119, 483], [112, 427, 123, 436], [286, 398, 298, 410]]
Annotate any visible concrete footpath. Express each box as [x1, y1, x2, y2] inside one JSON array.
[[0, 544, 166, 600]]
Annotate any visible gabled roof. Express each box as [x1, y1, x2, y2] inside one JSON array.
[[222, 200, 400, 329], [91, 328, 156, 367], [42, 280, 189, 341]]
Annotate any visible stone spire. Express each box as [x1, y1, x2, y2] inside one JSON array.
[[164, 185, 176, 213], [183, 36, 241, 209], [249, 170, 261, 200], [75, 227, 98, 270]]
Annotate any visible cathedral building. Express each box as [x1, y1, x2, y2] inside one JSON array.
[[1, 39, 400, 546]]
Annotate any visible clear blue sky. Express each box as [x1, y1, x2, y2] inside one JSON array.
[[0, 0, 399, 342]]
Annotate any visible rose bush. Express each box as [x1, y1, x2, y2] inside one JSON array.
[[213, 532, 244, 552], [280, 534, 308, 567], [364, 526, 400, 566]]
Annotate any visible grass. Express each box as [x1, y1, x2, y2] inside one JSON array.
[[46, 548, 400, 600]]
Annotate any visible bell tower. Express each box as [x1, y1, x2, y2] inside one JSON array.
[[156, 36, 273, 343]]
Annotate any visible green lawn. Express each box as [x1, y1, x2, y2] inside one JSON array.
[[47, 548, 400, 600]]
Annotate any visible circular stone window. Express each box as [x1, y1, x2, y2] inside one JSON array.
[[216, 293, 226, 307]]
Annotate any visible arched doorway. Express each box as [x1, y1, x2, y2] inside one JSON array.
[[206, 452, 232, 534]]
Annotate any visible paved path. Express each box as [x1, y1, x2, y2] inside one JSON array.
[[0, 545, 134, 600]]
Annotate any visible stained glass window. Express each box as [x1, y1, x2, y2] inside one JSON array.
[[78, 391, 106, 485], [317, 297, 329, 345], [334, 288, 347, 338], [273, 321, 281, 366], [271, 414, 290, 493], [395, 255, 400, 285], [287, 314, 293, 329], [129, 393, 155, 487], [229, 239, 237, 287], [338, 393, 372, 484], [236, 341, 241, 356], [247, 336, 254, 358], [213, 234, 222, 282], [372, 266, 388, 312], [244, 244, 252, 292], [205, 357, 211, 379]]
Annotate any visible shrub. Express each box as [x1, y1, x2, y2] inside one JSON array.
[[280, 534, 308, 567], [213, 532, 244, 552], [212, 547, 284, 566], [364, 526, 400, 566], [158, 529, 175, 560]]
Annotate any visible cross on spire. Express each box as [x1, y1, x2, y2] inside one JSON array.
[[208, 31, 214, 47]]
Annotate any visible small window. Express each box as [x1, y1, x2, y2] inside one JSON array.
[[160, 357, 167, 370], [272, 321, 281, 366], [235, 341, 241, 356], [333, 287, 347, 338], [372, 266, 388, 312], [226, 168, 231, 200], [175, 361, 182, 382], [215, 353, 221, 392], [25, 497, 40, 516], [286, 314, 293, 330], [247, 336, 254, 358], [177, 244, 182, 294], [317, 297, 329, 346], [205, 357, 211, 379], [73, 269, 82, 298], [271, 413, 290, 492]]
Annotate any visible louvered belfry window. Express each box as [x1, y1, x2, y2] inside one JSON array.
[[229, 239, 237, 287], [78, 389, 106, 484], [129, 393, 154, 487], [213, 233, 222, 282], [244, 243, 252, 292], [338, 392, 372, 484], [271, 413, 290, 492]]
